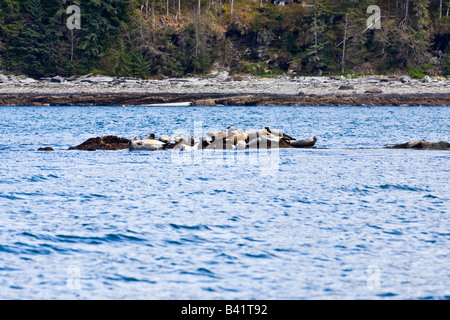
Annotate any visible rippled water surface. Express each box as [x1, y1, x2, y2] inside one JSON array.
[[0, 106, 449, 299]]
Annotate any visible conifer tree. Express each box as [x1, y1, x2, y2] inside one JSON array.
[[9, 0, 55, 76]]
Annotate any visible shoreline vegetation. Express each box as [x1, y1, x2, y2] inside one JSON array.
[[0, 73, 449, 106], [1, 1, 450, 90]]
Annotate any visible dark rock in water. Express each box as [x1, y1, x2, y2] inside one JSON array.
[[38, 147, 54, 151], [69, 135, 130, 151], [339, 85, 354, 90], [386, 140, 450, 150]]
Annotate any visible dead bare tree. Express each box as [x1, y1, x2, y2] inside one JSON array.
[[341, 13, 348, 74]]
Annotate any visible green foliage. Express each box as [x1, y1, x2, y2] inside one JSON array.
[[443, 47, 450, 76], [407, 65, 426, 79], [5, 0, 58, 76], [0, 0, 447, 78]]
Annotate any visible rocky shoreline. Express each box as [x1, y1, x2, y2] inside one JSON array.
[[1, 73, 449, 106]]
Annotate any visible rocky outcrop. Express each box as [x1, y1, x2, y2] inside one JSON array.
[[386, 140, 450, 150], [69, 136, 130, 151], [1, 92, 448, 107]]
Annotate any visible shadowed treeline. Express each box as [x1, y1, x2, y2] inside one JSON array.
[[0, 0, 449, 78]]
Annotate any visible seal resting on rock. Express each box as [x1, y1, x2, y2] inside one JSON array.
[[173, 136, 191, 149], [265, 127, 296, 141], [291, 137, 318, 148], [129, 138, 167, 151], [206, 131, 227, 140], [159, 135, 171, 144], [236, 140, 247, 150], [248, 135, 280, 149]]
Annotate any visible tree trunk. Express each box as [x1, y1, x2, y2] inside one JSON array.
[[440, 0, 443, 19], [231, 0, 234, 16], [194, 17, 199, 57], [151, 3, 155, 39], [313, 0, 318, 49], [404, 0, 409, 27], [341, 14, 348, 74], [70, 29, 74, 61]]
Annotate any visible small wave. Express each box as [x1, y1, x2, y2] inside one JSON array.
[[26, 175, 50, 182], [382, 230, 404, 236], [179, 235, 209, 244], [105, 233, 147, 242], [0, 194, 22, 200], [243, 237, 265, 242], [215, 253, 238, 261], [0, 179, 21, 185], [164, 240, 183, 245], [55, 233, 147, 244], [180, 267, 219, 279], [274, 248, 298, 253], [377, 292, 398, 298], [13, 242, 52, 255], [423, 194, 439, 199], [105, 274, 156, 284], [0, 145, 11, 150], [20, 232, 40, 240], [378, 184, 427, 192], [169, 223, 211, 231], [0, 244, 16, 254], [242, 252, 276, 259], [366, 224, 383, 230]]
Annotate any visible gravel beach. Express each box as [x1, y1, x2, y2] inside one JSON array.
[[1, 73, 449, 106]]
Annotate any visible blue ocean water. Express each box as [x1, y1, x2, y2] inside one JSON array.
[[0, 105, 449, 300]]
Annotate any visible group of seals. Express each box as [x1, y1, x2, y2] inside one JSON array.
[[129, 126, 318, 151]]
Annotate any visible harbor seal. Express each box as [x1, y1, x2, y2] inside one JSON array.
[[180, 142, 201, 151], [173, 136, 191, 149], [225, 133, 248, 145], [265, 127, 296, 141], [206, 131, 227, 140], [129, 138, 167, 151], [248, 135, 280, 149], [159, 135, 171, 144], [187, 135, 197, 146], [291, 137, 317, 148], [236, 140, 247, 150]]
